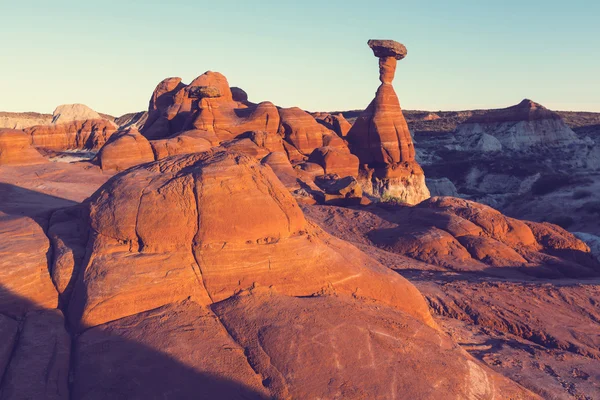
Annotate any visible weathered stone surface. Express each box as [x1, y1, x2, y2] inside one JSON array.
[[48, 206, 89, 303], [314, 113, 352, 137], [72, 300, 268, 400], [0, 314, 18, 380], [278, 107, 333, 155], [214, 290, 535, 399], [0, 214, 58, 318], [314, 175, 363, 205], [69, 151, 434, 331], [248, 130, 286, 153], [24, 119, 118, 150], [348, 84, 415, 166], [151, 130, 214, 160], [96, 127, 155, 171], [367, 39, 408, 60], [308, 146, 359, 177], [142, 72, 279, 142], [262, 151, 300, 189], [347, 40, 430, 204], [51, 103, 102, 124], [0, 310, 70, 400], [0, 129, 46, 165]]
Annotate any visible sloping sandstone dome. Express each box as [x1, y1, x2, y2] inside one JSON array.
[[69, 151, 434, 330]]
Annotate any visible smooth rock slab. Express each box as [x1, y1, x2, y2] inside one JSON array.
[[72, 300, 268, 400], [0, 310, 70, 400]]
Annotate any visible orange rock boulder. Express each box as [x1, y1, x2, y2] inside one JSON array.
[[278, 107, 336, 155], [95, 127, 155, 171], [308, 146, 359, 177]]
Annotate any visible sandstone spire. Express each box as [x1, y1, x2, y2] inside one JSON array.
[[347, 39, 430, 204]]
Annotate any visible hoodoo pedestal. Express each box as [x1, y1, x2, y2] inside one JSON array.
[[347, 39, 430, 204]]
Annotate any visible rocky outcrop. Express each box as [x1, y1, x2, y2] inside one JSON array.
[[150, 129, 215, 160], [347, 40, 430, 204], [67, 151, 433, 330], [95, 127, 155, 171], [455, 99, 581, 151], [141, 72, 280, 141], [24, 119, 118, 151], [278, 107, 335, 156], [0, 129, 46, 165], [313, 112, 352, 137], [0, 214, 58, 317], [308, 146, 359, 177]]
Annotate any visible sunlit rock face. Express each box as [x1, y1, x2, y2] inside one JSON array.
[[347, 39, 430, 204]]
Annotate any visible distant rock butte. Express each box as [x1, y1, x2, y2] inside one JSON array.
[[52, 104, 103, 124], [455, 99, 580, 151]]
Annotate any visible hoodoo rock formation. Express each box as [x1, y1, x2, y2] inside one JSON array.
[[347, 40, 430, 204]]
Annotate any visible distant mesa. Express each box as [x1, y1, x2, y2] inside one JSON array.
[[455, 99, 581, 151]]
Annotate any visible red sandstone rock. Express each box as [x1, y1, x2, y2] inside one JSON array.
[[278, 107, 334, 155], [214, 289, 535, 399], [0, 129, 46, 165], [0, 214, 58, 318], [72, 300, 268, 399], [314, 113, 353, 137], [348, 83, 415, 165], [307, 197, 600, 278], [24, 119, 117, 151], [308, 146, 359, 177], [192, 100, 280, 142], [48, 206, 89, 302], [142, 72, 280, 141], [0, 310, 70, 400], [68, 151, 434, 331], [248, 130, 286, 153], [262, 151, 300, 189], [347, 40, 429, 204], [150, 130, 214, 159], [230, 87, 249, 103], [96, 127, 155, 171]]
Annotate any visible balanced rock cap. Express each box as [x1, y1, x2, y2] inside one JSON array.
[[368, 39, 407, 60]]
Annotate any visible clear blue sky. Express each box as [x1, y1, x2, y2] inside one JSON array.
[[1, 0, 599, 116]]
